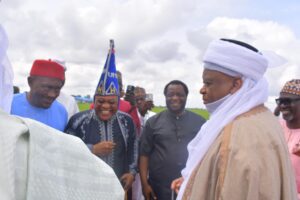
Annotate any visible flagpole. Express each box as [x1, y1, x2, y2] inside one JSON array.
[[102, 39, 114, 95]]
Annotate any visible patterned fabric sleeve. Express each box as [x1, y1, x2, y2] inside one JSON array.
[[64, 110, 92, 140], [64, 114, 79, 136], [127, 116, 139, 176]]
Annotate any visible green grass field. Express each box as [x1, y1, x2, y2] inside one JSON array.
[[153, 106, 209, 119], [78, 102, 91, 111], [78, 103, 209, 120]]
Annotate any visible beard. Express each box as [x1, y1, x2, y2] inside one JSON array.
[[282, 112, 294, 122]]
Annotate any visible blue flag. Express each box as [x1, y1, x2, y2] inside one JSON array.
[[95, 40, 119, 96]]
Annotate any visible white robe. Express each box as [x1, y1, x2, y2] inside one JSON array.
[[0, 109, 124, 200], [181, 106, 297, 200]]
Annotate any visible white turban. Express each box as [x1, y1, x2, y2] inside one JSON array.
[[177, 39, 269, 199], [203, 39, 268, 81], [0, 25, 13, 113]]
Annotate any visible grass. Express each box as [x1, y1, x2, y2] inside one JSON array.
[[78, 102, 209, 120], [153, 106, 209, 120], [188, 108, 210, 120], [78, 102, 91, 111]]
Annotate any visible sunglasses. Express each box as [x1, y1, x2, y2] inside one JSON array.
[[275, 97, 300, 106]]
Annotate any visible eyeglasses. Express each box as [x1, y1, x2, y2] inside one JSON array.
[[275, 97, 300, 106]]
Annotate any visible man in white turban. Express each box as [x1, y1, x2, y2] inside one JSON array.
[[0, 25, 124, 200], [171, 38, 297, 200]]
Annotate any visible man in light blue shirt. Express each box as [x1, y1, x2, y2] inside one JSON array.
[[11, 59, 67, 131]]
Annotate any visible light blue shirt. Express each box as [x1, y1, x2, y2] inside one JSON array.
[[11, 92, 68, 131]]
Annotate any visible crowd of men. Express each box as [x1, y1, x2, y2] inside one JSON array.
[[2, 23, 300, 200]]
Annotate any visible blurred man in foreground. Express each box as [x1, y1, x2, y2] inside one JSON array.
[[0, 25, 124, 200]]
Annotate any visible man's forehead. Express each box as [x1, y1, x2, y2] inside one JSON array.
[[135, 92, 146, 97], [202, 69, 232, 80], [166, 84, 185, 92], [135, 88, 145, 95], [31, 76, 63, 83], [95, 95, 118, 99]]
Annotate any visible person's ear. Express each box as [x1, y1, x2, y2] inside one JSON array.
[[27, 76, 33, 87], [230, 77, 243, 94]]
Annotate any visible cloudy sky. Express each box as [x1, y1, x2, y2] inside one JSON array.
[[1, 0, 300, 109]]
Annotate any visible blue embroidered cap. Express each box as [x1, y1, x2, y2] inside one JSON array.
[[95, 40, 119, 96]]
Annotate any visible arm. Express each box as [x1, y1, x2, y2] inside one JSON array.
[[139, 155, 149, 187], [65, 113, 115, 156], [127, 119, 138, 176], [139, 120, 157, 200], [139, 155, 157, 200], [120, 117, 138, 191], [64, 115, 78, 136]]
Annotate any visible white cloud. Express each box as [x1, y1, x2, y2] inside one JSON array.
[[1, 1, 300, 110], [138, 40, 186, 63], [189, 17, 300, 99]]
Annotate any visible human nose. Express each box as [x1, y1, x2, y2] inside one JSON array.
[[47, 89, 59, 98], [170, 94, 181, 100], [101, 102, 111, 108], [279, 102, 289, 109], [199, 86, 206, 95]]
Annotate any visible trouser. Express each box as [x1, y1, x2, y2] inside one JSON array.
[[148, 178, 176, 200]]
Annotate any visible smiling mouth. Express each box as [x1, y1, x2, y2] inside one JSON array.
[[170, 103, 180, 107], [100, 110, 111, 114], [44, 99, 54, 104], [281, 110, 291, 115]]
